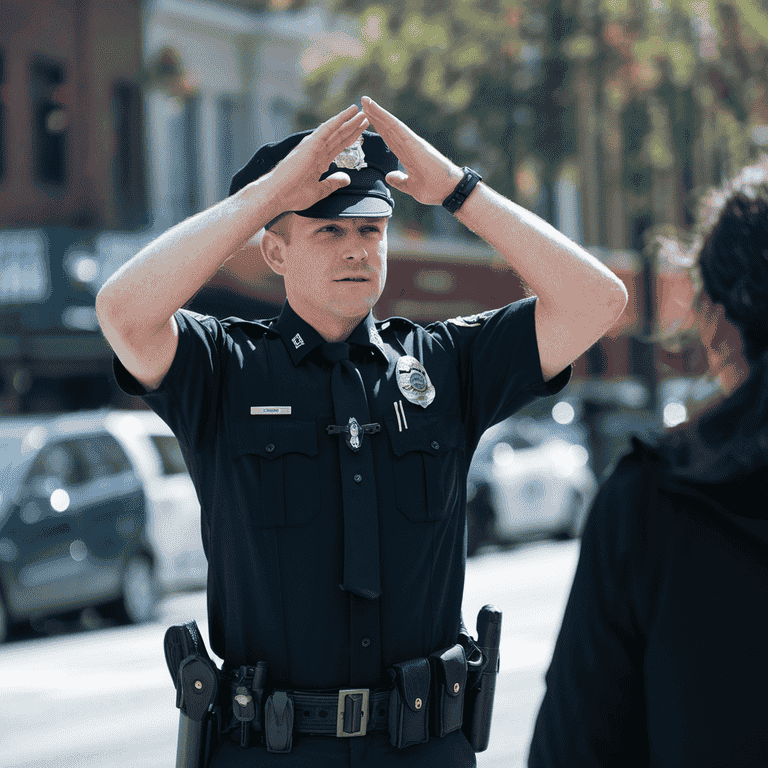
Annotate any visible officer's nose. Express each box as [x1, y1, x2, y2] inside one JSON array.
[[344, 245, 369, 261]]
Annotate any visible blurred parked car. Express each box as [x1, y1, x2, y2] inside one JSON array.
[[102, 410, 206, 594], [0, 412, 158, 642], [466, 414, 598, 556]]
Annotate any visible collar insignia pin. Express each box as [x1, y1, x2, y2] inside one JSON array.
[[396, 356, 435, 409], [292, 333, 304, 349], [369, 327, 385, 353], [334, 137, 367, 171]]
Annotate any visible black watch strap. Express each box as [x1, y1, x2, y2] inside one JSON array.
[[442, 167, 482, 214]]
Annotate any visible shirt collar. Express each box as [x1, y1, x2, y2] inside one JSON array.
[[275, 301, 388, 366]]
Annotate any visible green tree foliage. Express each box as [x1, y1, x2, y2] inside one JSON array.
[[299, 0, 532, 229], [299, 0, 768, 237]]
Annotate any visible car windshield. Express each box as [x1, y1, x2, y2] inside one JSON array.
[[0, 434, 33, 500], [150, 434, 188, 476]]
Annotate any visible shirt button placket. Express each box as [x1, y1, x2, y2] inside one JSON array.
[[348, 453, 380, 684]]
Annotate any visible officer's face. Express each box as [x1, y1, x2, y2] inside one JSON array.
[[265, 214, 389, 324]]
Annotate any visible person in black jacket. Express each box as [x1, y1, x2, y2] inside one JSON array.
[[528, 158, 768, 768]]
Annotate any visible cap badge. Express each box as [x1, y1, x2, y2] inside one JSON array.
[[396, 356, 435, 409], [334, 137, 367, 171]]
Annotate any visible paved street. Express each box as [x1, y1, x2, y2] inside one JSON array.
[[0, 541, 579, 768]]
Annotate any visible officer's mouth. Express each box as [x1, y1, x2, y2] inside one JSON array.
[[333, 276, 370, 282]]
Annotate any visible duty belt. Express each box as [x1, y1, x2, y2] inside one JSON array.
[[223, 637, 480, 753], [229, 682, 390, 738], [167, 609, 499, 761]]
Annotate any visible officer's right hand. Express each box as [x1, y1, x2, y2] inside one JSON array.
[[259, 105, 369, 215]]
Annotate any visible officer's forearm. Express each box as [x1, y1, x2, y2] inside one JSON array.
[[96, 179, 282, 341], [454, 182, 627, 325]]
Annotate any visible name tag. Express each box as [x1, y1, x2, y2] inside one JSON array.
[[250, 406, 292, 416]]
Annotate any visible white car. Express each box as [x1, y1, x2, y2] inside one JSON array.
[[466, 416, 598, 555], [103, 411, 206, 594]]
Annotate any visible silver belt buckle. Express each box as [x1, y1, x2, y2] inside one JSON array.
[[336, 688, 370, 737]]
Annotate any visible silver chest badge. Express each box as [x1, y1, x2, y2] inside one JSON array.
[[396, 356, 435, 409], [334, 137, 367, 171]]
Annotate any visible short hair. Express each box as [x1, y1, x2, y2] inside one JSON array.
[[264, 212, 292, 244]]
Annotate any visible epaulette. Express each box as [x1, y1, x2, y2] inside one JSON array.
[[376, 316, 419, 333], [445, 309, 497, 328], [221, 316, 279, 338]]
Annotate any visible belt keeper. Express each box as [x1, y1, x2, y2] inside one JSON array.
[[265, 691, 294, 753]]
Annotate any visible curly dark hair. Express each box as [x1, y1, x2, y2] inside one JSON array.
[[693, 160, 768, 363]]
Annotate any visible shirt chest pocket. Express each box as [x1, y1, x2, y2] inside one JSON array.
[[229, 420, 320, 528], [388, 414, 464, 523]]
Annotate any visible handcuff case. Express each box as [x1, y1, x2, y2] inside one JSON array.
[[429, 643, 467, 737], [387, 657, 431, 749]]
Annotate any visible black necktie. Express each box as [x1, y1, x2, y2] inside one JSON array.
[[322, 342, 381, 600]]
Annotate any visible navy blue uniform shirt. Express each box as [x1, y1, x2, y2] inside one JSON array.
[[114, 296, 569, 689]]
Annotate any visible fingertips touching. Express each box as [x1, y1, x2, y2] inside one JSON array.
[[326, 171, 352, 187], [322, 104, 360, 132], [341, 111, 368, 131], [385, 171, 408, 189]]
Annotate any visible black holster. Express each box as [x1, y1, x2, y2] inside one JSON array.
[[164, 621, 221, 768], [460, 605, 503, 753]]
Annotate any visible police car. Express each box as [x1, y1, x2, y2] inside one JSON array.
[[466, 404, 597, 555], [102, 410, 206, 595]]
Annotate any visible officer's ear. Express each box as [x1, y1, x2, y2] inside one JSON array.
[[260, 224, 289, 276]]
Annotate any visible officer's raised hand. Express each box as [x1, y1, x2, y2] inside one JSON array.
[[258, 104, 369, 215], [361, 96, 464, 206]]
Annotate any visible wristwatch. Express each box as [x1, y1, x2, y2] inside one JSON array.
[[442, 167, 483, 214]]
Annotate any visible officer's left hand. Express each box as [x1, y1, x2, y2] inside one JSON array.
[[361, 97, 464, 206]]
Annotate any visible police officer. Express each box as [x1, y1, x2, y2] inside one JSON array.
[[96, 98, 627, 767]]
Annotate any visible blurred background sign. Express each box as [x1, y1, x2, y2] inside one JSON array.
[[0, 231, 49, 305]]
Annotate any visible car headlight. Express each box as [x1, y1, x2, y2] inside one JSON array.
[[491, 442, 516, 467], [551, 441, 590, 478]]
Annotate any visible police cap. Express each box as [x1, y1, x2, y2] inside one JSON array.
[[229, 129, 400, 218]]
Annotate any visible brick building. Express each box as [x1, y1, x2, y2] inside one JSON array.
[[0, 0, 145, 413]]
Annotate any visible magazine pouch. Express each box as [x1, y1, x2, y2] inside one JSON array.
[[387, 657, 431, 749], [429, 643, 467, 737]]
